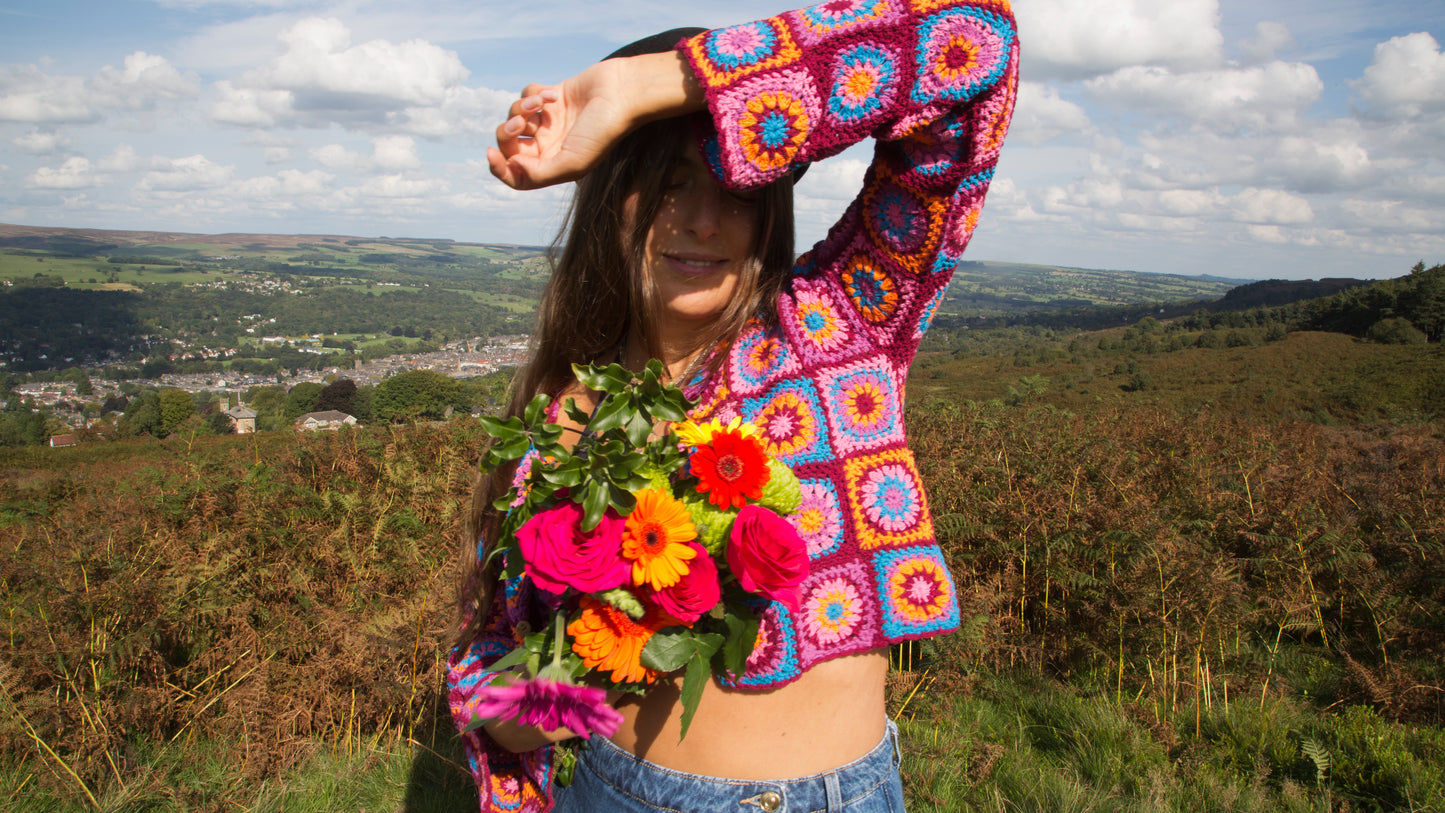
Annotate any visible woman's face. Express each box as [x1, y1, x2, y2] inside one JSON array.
[[630, 142, 759, 338]]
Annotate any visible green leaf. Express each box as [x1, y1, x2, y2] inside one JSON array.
[[484, 644, 533, 674], [624, 410, 652, 447], [590, 392, 632, 434], [721, 611, 759, 678], [648, 394, 689, 423], [562, 397, 590, 427], [640, 626, 696, 672], [574, 362, 632, 393], [478, 414, 524, 439], [522, 393, 551, 427], [541, 460, 584, 488], [609, 484, 637, 515], [580, 481, 610, 532], [677, 653, 710, 740], [494, 433, 531, 459]]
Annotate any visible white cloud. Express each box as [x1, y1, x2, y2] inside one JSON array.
[[0, 53, 197, 124], [1014, 0, 1224, 80], [209, 82, 293, 126], [1339, 199, 1441, 232], [138, 154, 234, 191], [0, 66, 96, 124], [97, 145, 142, 173], [1239, 21, 1295, 65], [371, 135, 421, 171], [357, 173, 448, 199], [1230, 187, 1313, 224], [12, 129, 65, 155], [207, 16, 498, 134], [1010, 82, 1092, 144], [29, 157, 99, 189], [1087, 61, 1323, 132], [235, 168, 336, 200], [311, 143, 365, 171], [1354, 32, 1445, 119]]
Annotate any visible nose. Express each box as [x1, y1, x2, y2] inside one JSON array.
[[679, 182, 723, 241]]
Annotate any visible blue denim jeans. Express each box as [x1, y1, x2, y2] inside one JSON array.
[[552, 719, 905, 812]]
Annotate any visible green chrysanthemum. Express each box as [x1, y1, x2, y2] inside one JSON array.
[[757, 458, 802, 514], [681, 495, 735, 556], [597, 588, 646, 620]]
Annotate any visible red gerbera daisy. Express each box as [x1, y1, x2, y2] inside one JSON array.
[[690, 427, 771, 510]]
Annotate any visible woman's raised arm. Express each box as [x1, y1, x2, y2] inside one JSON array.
[[487, 50, 705, 190]]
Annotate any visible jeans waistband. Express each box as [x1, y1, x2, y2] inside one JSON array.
[[574, 719, 900, 812]]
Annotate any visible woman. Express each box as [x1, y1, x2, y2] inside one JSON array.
[[449, 3, 1018, 810]]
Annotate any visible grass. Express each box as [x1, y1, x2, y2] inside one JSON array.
[[896, 669, 1444, 812]]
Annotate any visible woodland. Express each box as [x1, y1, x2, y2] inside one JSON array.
[[0, 231, 1442, 811]]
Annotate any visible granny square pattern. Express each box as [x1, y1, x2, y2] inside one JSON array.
[[911, 7, 1016, 106], [843, 448, 934, 549], [714, 71, 825, 185], [797, 560, 880, 665], [793, 477, 846, 559], [819, 358, 905, 457], [689, 18, 803, 88], [743, 380, 834, 468], [873, 546, 960, 637], [779, 275, 869, 367], [729, 321, 801, 397], [724, 603, 802, 688], [826, 42, 903, 128], [789, 0, 900, 46]]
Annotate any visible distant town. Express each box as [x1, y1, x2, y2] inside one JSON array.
[[7, 335, 529, 444]]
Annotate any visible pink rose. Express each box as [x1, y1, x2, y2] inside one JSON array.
[[648, 543, 721, 623], [516, 502, 629, 595], [726, 505, 809, 612]]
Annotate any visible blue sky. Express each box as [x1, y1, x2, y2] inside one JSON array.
[[2, 0, 1442, 281]]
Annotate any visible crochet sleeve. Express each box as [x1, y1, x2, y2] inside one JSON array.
[[679, 0, 1019, 355], [447, 567, 555, 813]]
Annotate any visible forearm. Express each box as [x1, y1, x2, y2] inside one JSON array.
[[618, 50, 706, 128], [483, 716, 578, 753]]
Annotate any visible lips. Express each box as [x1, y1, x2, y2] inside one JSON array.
[[663, 252, 728, 278]]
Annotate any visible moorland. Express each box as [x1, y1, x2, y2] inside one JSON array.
[[1, 223, 1442, 811]]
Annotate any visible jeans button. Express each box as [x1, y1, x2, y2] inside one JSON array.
[[759, 790, 782, 812]]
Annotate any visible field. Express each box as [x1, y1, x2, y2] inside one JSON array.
[[2, 325, 1442, 811]]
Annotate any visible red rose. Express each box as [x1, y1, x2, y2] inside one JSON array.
[[726, 504, 809, 612], [516, 502, 630, 595], [648, 543, 721, 623]]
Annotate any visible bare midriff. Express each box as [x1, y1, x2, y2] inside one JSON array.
[[608, 648, 889, 779]]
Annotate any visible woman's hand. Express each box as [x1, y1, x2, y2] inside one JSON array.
[[487, 51, 703, 190]]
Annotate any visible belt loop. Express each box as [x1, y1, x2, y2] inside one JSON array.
[[825, 770, 842, 811], [888, 719, 902, 770]]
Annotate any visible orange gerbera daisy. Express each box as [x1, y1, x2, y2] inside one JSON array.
[[622, 489, 698, 590], [691, 427, 771, 510], [568, 596, 668, 684]]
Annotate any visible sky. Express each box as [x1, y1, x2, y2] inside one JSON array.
[[1, 0, 1442, 282]]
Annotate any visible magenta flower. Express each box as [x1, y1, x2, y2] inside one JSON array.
[[470, 676, 624, 740], [515, 501, 630, 595], [727, 504, 810, 612]]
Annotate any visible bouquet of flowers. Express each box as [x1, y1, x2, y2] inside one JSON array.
[[461, 360, 809, 741]]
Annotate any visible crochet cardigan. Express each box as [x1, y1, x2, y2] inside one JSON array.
[[448, 2, 1018, 809]]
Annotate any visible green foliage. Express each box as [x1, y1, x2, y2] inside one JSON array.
[[284, 381, 325, 421], [374, 369, 466, 423], [1367, 317, 1428, 345]]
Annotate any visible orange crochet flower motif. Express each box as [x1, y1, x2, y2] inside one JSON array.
[[690, 427, 771, 509], [568, 596, 669, 684], [623, 489, 698, 590]]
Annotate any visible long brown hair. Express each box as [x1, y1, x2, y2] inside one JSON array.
[[456, 116, 795, 642]]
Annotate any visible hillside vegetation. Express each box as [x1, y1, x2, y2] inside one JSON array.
[[3, 327, 1442, 810]]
